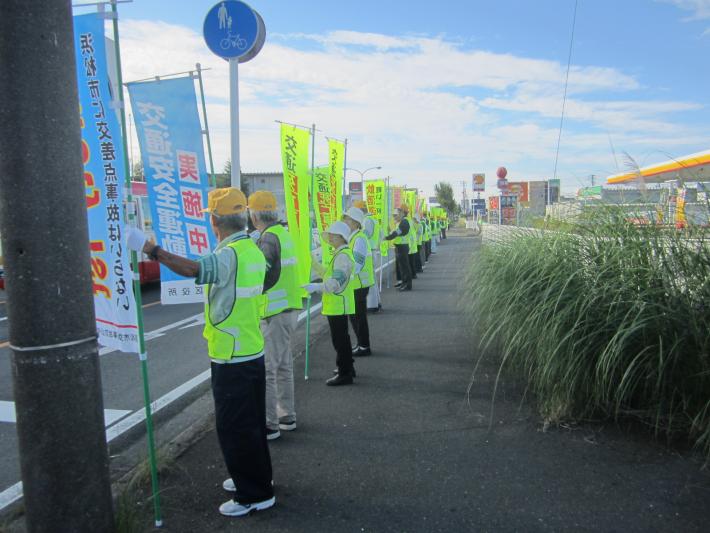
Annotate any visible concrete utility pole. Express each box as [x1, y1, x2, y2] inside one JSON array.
[[0, 1, 115, 531]]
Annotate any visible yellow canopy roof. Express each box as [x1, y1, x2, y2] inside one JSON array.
[[606, 150, 710, 185]]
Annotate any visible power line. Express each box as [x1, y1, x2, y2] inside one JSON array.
[[552, 0, 579, 182]]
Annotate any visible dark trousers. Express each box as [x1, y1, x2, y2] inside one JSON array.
[[425, 240, 431, 260], [328, 315, 354, 375], [212, 357, 274, 504], [349, 287, 370, 348], [413, 247, 423, 273], [395, 244, 412, 288], [441, 228, 447, 239]]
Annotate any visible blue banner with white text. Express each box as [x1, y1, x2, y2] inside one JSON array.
[[127, 77, 215, 304]]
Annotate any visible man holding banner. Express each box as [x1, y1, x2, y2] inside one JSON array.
[[126, 188, 275, 517]]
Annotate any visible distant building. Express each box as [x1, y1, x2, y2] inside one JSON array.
[[241, 172, 286, 221]]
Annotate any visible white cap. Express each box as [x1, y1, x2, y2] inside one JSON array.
[[344, 206, 365, 226], [323, 220, 352, 241]]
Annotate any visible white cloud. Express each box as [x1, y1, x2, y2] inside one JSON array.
[[118, 21, 707, 196], [657, 0, 710, 34], [658, 0, 710, 19]]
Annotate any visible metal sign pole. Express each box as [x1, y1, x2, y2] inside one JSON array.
[[229, 58, 241, 188]]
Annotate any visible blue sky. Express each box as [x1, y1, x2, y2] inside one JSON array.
[[86, 0, 710, 197]]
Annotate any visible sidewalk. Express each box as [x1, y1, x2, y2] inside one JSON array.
[[137, 230, 710, 532]]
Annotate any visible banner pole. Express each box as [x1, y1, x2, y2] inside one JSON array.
[[304, 123, 316, 380], [196, 63, 216, 188], [342, 138, 348, 212], [110, 1, 162, 527]]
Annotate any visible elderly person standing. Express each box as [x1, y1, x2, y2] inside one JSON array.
[[126, 188, 274, 517], [304, 221, 357, 385], [248, 191, 302, 440], [343, 206, 374, 357], [384, 207, 413, 291], [353, 200, 382, 313]]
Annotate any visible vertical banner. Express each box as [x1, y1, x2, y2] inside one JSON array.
[[74, 14, 138, 352], [393, 186, 403, 209], [280, 124, 312, 285], [127, 77, 216, 304], [328, 139, 345, 224], [366, 180, 388, 257], [312, 165, 334, 264]]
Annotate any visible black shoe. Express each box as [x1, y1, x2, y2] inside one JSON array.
[[326, 373, 353, 386], [398, 285, 412, 291], [395, 281, 403, 287], [367, 307, 380, 314], [353, 346, 371, 356], [333, 368, 356, 377], [351, 345, 360, 354]]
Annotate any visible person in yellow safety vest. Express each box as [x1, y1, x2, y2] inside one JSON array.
[[353, 200, 382, 313], [342, 206, 374, 357], [125, 188, 275, 518], [412, 214, 425, 274], [384, 206, 413, 291], [423, 215, 432, 263], [248, 191, 303, 441], [407, 212, 420, 279], [430, 216, 439, 254], [303, 221, 357, 386], [441, 215, 448, 239]]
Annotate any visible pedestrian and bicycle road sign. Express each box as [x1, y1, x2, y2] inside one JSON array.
[[203, 1, 263, 60]]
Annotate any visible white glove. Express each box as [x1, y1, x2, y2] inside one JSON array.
[[302, 282, 324, 294], [126, 226, 148, 252]]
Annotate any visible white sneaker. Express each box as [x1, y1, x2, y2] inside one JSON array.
[[219, 496, 275, 517], [222, 478, 236, 492]]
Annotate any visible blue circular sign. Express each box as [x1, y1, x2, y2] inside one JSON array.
[[203, 1, 259, 59]]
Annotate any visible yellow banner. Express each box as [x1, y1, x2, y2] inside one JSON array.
[[365, 179, 388, 257], [313, 165, 335, 264], [280, 124, 312, 286], [328, 139, 344, 223]]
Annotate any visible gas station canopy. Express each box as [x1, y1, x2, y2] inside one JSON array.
[[606, 150, 710, 185]]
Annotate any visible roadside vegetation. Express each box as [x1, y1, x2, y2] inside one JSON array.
[[465, 208, 710, 460]]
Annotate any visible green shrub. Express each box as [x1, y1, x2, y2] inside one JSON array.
[[465, 209, 710, 458]]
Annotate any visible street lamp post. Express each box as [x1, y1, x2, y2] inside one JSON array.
[[346, 166, 382, 203]]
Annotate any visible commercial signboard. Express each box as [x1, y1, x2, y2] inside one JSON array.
[[507, 181, 529, 203], [472, 173, 485, 192]]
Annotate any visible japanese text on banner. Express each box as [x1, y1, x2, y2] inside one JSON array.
[[74, 14, 138, 353], [280, 125, 312, 286], [127, 77, 215, 304]]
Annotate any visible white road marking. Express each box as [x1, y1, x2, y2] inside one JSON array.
[[0, 402, 130, 427], [0, 258, 396, 511], [0, 401, 16, 423]]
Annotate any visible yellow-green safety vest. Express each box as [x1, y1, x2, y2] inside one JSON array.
[[406, 216, 418, 252], [349, 229, 374, 289], [203, 238, 266, 360], [322, 246, 356, 316], [261, 224, 303, 318], [413, 219, 423, 247]]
